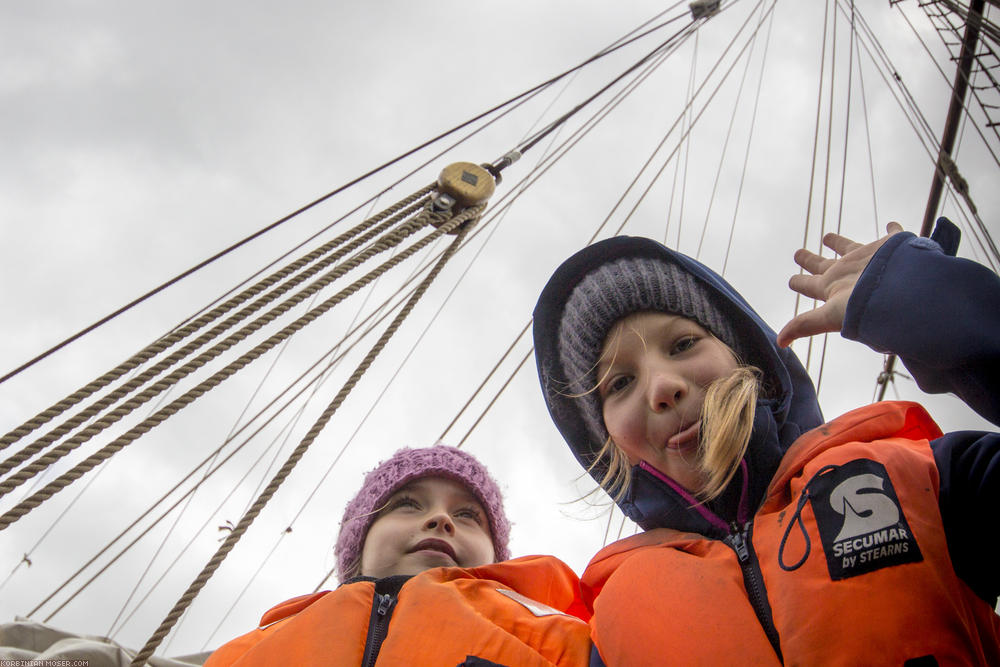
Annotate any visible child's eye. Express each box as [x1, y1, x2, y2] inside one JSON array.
[[455, 507, 484, 524], [671, 336, 699, 354], [605, 374, 633, 396], [389, 495, 420, 511]]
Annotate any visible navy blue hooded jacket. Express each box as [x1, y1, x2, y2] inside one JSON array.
[[533, 218, 999, 606]]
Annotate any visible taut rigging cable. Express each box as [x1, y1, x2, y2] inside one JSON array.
[[853, 19, 882, 240], [695, 4, 763, 259], [25, 279, 423, 621], [0, 190, 437, 497], [817, 0, 861, 397], [444, 0, 777, 499], [3, 5, 728, 648], [1, 3, 706, 533], [0, 3, 687, 389], [435, 0, 770, 459], [0, 188, 434, 463], [22, 15, 703, 616], [720, 0, 777, 277], [6, 3, 995, 662], [0, 197, 473, 528], [131, 210, 482, 666]]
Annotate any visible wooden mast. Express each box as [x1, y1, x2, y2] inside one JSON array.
[[877, 0, 987, 400]]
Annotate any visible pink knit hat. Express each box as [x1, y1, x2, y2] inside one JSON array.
[[334, 445, 511, 580]]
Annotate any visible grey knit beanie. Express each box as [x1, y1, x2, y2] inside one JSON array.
[[557, 256, 740, 447]]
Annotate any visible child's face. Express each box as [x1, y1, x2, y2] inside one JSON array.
[[597, 311, 738, 492], [360, 476, 495, 578]]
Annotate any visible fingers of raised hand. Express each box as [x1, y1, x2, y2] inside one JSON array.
[[787, 272, 829, 301], [793, 248, 832, 275], [781, 222, 905, 348], [822, 232, 864, 257], [777, 305, 837, 348]]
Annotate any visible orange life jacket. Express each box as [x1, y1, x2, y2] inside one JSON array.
[[582, 401, 1000, 667], [205, 555, 591, 667]]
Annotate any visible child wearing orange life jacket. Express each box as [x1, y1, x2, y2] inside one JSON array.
[[205, 445, 591, 667], [532, 218, 1000, 666]]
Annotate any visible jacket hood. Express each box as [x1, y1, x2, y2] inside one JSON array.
[[533, 236, 823, 533]]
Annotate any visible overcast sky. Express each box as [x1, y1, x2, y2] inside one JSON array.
[[1, 0, 997, 658]]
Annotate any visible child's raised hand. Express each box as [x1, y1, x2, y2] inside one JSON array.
[[776, 222, 904, 348]]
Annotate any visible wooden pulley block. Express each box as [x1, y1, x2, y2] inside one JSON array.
[[437, 162, 496, 207]]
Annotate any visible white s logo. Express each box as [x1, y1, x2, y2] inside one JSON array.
[[829, 473, 900, 541]]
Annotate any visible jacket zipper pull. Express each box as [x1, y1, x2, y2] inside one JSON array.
[[361, 591, 399, 667], [730, 523, 750, 563], [377, 593, 394, 616]]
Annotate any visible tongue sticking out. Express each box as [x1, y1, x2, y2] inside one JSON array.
[[667, 421, 700, 450]]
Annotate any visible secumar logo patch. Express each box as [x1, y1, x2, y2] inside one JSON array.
[[807, 459, 922, 579]]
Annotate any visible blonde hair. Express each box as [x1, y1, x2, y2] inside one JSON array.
[[695, 365, 759, 500], [588, 434, 633, 503], [588, 323, 760, 504]]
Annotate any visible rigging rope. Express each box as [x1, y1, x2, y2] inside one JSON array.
[[433, 0, 772, 459], [871, 5, 999, 272], [0, 200, 467, 527], [27, 260, 453, 628], [669, 29, 701, 249], [817, 0, 860, 397], [935, 0, 1000, 50], [0, 4, 692, 388], [836, 1, 856, 240], [1, 13, 720, 580], [0, 197, 436, 496], [878, 0, 991, 401], [849, 0, 1000, 275], [695, 6, 762, 259], [34, 203, 496, 625], [129, 206, 481, 667], [808, 0, 840, 380], [26, 212, 472, 621], [513, 14, 698, 158], [26, 23, 689, 604], [791, 0, 832, 361], [905, 0, 1000, 268], [10, 3, 995, 658], [438, 322, 530, 443], [917, 0, 989, 234], [7, 9, 760, 636], [262, 44, 691, 590], [0, 459, 107, 595], [199, 528, 289, 651], [853, 20, 881, 239], [105, 293, 352, 639], [186, 3, 691, 348], [720, 1, 776, 277], [450, 0, 776, 461], [0, 187, 433, 455], [589, 0, 771, 245]]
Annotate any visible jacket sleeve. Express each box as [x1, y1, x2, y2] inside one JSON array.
[[842, 217, 1000, 426], [842, 217, 1000, 605], [930, 430, 1000, 605]]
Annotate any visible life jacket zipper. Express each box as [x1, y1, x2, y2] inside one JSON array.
[[360, 591, 397, 667], [725, 521, 783, 664]]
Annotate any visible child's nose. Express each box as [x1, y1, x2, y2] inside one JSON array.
[[647, 370, 686, 411], [424, 511, 455, 534]]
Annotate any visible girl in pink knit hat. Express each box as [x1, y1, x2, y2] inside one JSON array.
[[333, 443, 511, 581], [206, 445, 592, 667]]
